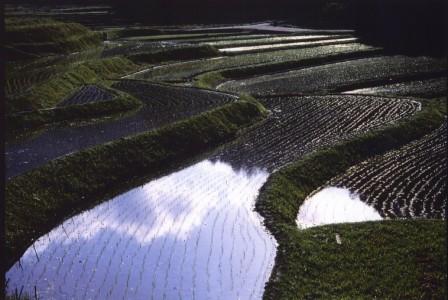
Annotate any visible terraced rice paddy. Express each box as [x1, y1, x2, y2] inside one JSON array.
[[57, 85, 116, 106], [136, 43, 376, 82], [6, 80, 235, 178], [5, 17, 447, 300], [344, 77, 447, 98], [296, 187, 382, 229], [205, 34, 345, 48], [6, 160, 276, 299], [326, 121, 447, 219], [218, 37, 357, 54], [218, 56, 446, 95], [213, 95, 419, 171]]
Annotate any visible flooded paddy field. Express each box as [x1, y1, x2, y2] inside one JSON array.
[[5, 12, 447, 299], [136, 42, 377, 83], [57, 85, 117, 107], [218, 56, 446, 95], [7, 160, 276, 299], [212, 95, 419, 171], [6, 81, 235, 178], [344, 77, 447, 98], [326, 121, 447, 218]]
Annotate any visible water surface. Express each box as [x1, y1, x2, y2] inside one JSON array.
[[7, 160, 276, 299], [296, 187, 382, 229]]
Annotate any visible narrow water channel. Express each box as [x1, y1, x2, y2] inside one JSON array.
[[6, 160, 277, 299]]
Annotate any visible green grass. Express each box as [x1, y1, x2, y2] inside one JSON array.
[[5, 99, 268, 270], [6, 88, 142, 134], [128, 45, 219, 64], [5, 18, 102, 57], [267, 220, 446, 299], [256, 98, 447, 299], [8, 57, 139, 113]]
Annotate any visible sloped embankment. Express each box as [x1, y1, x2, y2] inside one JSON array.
[[5, 18, 102, 59]]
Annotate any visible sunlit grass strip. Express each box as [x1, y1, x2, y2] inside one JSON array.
[[256, 98, 446, 299], [5, 99, 268, 270]]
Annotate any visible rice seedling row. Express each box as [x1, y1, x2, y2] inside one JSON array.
[[218, 56, 447, 95], [101, 40, 185, 58], [5, 80, 235, 178], [6, 68, 58, 97], [327, 121, 447, 218], [204, 34, 349, 48], [218, 37, 357, 54], [6, 160, 276, 299], [6, 48, 104, 98], [120, 31, 251, 42], [212, 95, 419, 172], [343, 77, 447, 98], [138, 42, 375, 82], [57, 84, 116, 106]]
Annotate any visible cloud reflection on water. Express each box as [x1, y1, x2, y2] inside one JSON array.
[[297, 187, 382, 229], [7, 160, 277, 300]]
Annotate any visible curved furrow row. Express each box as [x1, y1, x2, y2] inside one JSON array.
[[218, 56, 446, 95], [6, 160, 275, 299], [343, 77, 447, 98], [57, 84, 116, 107], [329, 121, 447, 218], [6, 68, 57, 97], [138, 43, 374, 82], [213, 95, 419, 171], [6, 80, 234, 178]]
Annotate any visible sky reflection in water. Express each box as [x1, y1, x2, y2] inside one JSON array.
[[7, 160, 276, 300], [297, 187, 382, 229]]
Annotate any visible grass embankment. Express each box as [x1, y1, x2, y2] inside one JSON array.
[[194, 48, 382, 89], [6, 89, 142, 134], [256, 98, 447, 299], [128, 45, 219, 64], [8, 56, 139, 113], [5, 18, 102, 58], [5, 100, 268, 270]]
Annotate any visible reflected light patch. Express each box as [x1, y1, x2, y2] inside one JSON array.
[[296, 186, 382, 229]]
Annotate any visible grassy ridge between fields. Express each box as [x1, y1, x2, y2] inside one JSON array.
[[256, 98, 447, 299], [6, 89, 142, 134], [8, 57, 139, 113], [5, 100, 267, 270], [5, 18, 102, 58]]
